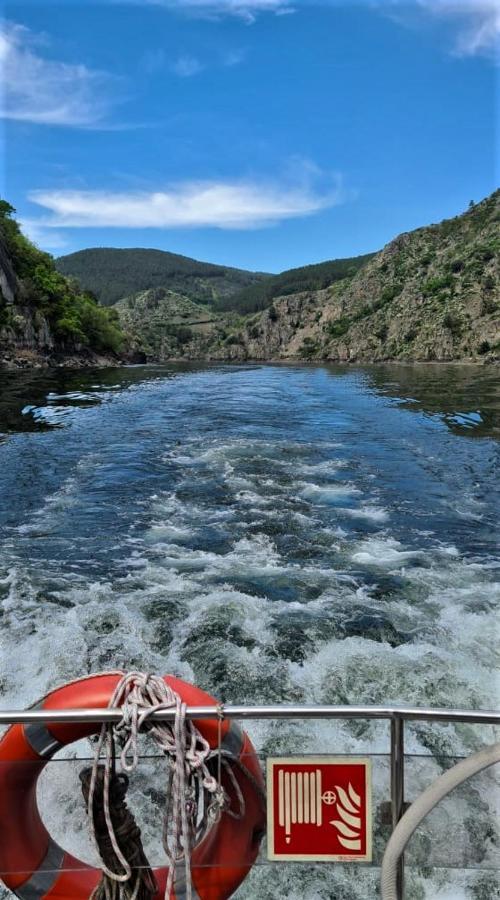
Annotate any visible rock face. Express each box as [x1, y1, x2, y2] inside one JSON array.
[[0, 300, 116, 369], [0, 239, 17, 306], [0, 231, 122, 370], [0, 238, 53, 368], [204, 191, 500, 363]]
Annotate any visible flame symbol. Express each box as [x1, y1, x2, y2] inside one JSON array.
[[330, 783, 362, 850]]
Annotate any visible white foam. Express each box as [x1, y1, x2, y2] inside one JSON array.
[[338, 505, 390, 523], [351, 537, 423, 567], [1, 407, 499, 899], [299, 483, 362, 504]]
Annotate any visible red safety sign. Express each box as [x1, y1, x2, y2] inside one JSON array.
[[267, 756, 372, 862]]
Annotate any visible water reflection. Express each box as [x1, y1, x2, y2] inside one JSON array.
[[0, 362, 499, 439], [362, 363, 500, 438]]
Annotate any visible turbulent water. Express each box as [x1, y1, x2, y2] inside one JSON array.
[[0, 362, 499, 900]]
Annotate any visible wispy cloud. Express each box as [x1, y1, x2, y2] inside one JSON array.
[[171, 54, 204, 76], [382, 0, 500, 60], [0, 20, 117, 126], [123, 0, 499, 51], [421, 0, 500, 58], [20, 219, 69, 252], [117, 0, 293, 24], [28, 169, 344, 231]]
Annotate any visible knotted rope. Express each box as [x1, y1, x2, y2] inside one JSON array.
[[84, 672, 227, 900]]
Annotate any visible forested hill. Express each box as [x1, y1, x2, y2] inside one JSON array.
[[56, 246, 376, 314], [0, 201, 124, 368], [220, 253, 376, 314], [56, 247, 268, 307]]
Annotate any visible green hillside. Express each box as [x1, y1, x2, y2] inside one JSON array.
[[56, 247, 267, 307], [1, 201, 124, 367], [115, 287, 225, 360], [218, 253, 376, 314], [216, 191, 500, 363]]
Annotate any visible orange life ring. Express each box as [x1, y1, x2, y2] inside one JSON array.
[[0, 673, 265, 899]]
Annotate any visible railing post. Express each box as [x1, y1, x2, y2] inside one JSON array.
[[390, 715, 405, 900]]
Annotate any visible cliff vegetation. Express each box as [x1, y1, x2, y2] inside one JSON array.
[[0, 201, 124, 368]]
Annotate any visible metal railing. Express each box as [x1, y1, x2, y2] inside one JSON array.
[[1, 704, 499, 900]]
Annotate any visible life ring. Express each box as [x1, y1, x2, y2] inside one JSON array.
[[0, 672, 265, 899]]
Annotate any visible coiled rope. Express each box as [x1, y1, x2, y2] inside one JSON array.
[[80, 766, 158, 900], [83, 672, 227, 900]]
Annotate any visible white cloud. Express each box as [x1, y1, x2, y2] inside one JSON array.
[[28, 171, 344, 231], [20, 219, 69, 252], [121, 0, 293, 23], [117, 0, 498, 50], [0, 20, 116, 126], [420, 1, 500, 57], [171, 54, 204, 76], [382, 0, 500, 59]]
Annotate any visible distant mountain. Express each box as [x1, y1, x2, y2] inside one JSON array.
[[13, 191, 500, 365], [219, 253, 376, 314], [56, 247, 268, 307]]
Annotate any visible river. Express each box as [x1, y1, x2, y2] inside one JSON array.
[[0, 362, 499, 899]]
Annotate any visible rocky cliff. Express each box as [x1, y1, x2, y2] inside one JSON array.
[[203, 191, 499, 363], [5, 191, 499, 368], [0, 201, 125, 369]]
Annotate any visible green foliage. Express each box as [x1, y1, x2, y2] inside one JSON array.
[[217, 253, 376, 314], [423, 274, 454, 296], [173, 325, 193, 346], [0, 199, 124, 354], [224, 333, 242, 346], [481, 296, 498, 316], [56, 247, 266, 307], [327, 316, 351, 338], [443, 312, 462, 336], [380, 284, 403, 304], [375, 322, 389, 342], [474, 244, 495, 263], [477, 340, 490, 355]]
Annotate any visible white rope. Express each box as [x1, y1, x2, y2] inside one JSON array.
[[87, 672, 227, 900]]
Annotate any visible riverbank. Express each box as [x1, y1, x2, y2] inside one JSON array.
[[3, 348, 498, 371], [0, 347, 123, 370]]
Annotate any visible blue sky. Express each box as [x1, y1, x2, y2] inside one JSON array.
[[1, 0, 498, 272]]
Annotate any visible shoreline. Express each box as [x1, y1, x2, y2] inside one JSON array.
[[1, 353, 498, 371]]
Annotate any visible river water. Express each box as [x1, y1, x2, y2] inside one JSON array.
[[0, 363, 499, 899]]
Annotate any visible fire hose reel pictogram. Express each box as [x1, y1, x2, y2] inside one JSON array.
[[267, 757, 372, 862]]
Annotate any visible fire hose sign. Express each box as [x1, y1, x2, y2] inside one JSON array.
[[267, 757, 372, 862]]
